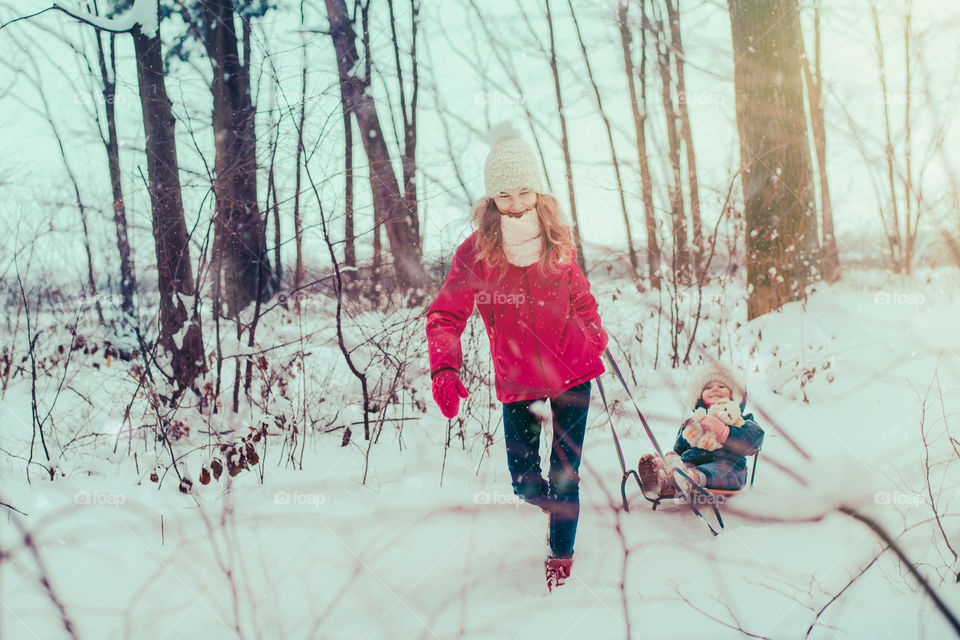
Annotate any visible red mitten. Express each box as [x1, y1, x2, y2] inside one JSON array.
[[700, 414, 730, 443], [432, 369, 469, 419], [586, 323, 608, 355]]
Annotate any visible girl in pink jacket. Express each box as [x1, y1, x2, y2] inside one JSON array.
[[426, 124, 608, 591]]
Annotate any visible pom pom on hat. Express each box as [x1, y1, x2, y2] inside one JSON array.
[[684, 362, 746, 412], [486, 121, 522, 146], [483, 121, 544, 198]]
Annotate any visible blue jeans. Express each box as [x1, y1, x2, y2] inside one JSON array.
[[502, 380, 591, 558], [696, 459, 748, 490]]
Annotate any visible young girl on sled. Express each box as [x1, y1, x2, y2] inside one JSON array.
[[638, 363, 764, 498], [425, 123, 608, 591]]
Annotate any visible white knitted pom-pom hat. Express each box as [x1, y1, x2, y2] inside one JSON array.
[[483, 122, 544, 198], [684, 363, 746, 411]]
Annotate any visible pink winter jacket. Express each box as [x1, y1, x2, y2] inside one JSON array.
[[426, 231, 607, 403]]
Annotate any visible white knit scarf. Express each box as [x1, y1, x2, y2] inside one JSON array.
[[500, 208, 543, 267]]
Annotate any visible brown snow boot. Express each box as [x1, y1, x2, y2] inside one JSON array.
[[637, 454, 661, 498]]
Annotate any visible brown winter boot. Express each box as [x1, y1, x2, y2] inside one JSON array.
[[545, 556, 573, 592], [637, 454, 661, 498]]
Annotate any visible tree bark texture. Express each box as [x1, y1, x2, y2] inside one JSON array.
[[202, 0, 274, 317], [728, 0, 818, 319], [665, 0, 704, 282], [653, 8, 689, 283], [132, 23, 204, 388], [325, 0, 430, 290], [802, 1, 840, 282], [620, 0, 661, 289], [95, 30, 137, 317]]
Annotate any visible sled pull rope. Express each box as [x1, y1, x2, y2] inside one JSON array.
[[599, 349, 724, 531], [600, 349, 666, 462], [596, 376, 627, 476]]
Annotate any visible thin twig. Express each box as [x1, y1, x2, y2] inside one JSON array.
[[839, 505, 960, 635]]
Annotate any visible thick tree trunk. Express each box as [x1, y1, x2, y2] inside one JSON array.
[[95, 30, 137, 318], [325, 0, 430, 290], [132, 24, 204, 389], [202, 0, 273, 317], [728, 0, 818, 320]]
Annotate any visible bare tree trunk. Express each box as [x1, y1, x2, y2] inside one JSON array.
[[653, 4, 689, 284], [325, 0, 430, 290], [360, 0, 381, 277], [566, 0, 636, 277], [343, 100, 356, 273], [37, 0, 202, 389], [371, 156, 384, 275], [421, 28, 473, 208], [267, 122, 282, 284], [619, 0, 661, 289], [14, 54, 105, 324], [665, 0, 704, 283], [943, 221, 960, 269], [871, 3, 903, 273], [132, 23, 204, 389], [544, 0, 585, 271], [902, 0, 915, 274], [76, 186, 103, 325], [336, 0, 353, 276], [728, 0, 817, 320], [293, 0, 307, 296], [386, 0, 420, 245], [201, 0, 274, 317], [802, 0, 839, 282], [93, 26, 137, 318]]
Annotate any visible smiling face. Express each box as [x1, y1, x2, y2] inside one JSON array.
[[493, 187, 537, 217], [701, 380, 733, 407]]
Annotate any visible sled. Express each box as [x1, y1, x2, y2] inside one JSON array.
[[597, 349, 761, 536], [639, 452, 760, 512]]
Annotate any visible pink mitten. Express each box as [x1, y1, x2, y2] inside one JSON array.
[[700, 414, 730, 443], [432, 370, 469, 419]]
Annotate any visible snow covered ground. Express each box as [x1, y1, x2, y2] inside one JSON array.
[[2, 266, 959, 639]]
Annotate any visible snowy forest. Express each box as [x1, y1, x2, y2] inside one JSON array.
[[1, 0, 959, 637]]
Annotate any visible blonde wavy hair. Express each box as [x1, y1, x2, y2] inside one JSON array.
[[469, 193, 575, 277]]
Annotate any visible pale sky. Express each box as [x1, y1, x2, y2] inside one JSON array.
[[1, 0, 957, 286]]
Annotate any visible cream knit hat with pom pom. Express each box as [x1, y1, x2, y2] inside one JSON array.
[[684, 363, 746, 411], [483, 122, 544, 197]]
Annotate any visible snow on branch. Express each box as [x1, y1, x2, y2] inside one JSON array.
[[50, 0, 158, 37]]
